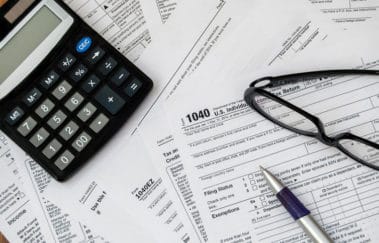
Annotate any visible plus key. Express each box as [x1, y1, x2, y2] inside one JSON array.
[[94, 85, 125, 115]]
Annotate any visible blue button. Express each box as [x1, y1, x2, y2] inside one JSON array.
[[76, 37, 92, 53]]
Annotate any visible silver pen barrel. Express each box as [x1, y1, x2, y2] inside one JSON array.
[[297, 215, 333, 243]]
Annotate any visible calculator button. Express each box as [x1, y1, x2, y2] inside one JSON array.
[[86, 46, 105, 65], [35, 99, 55, 118], [69, 64, 88, 82], [58, 53, 77, 72], [72, 132, 92, 152], [41, 70, 59, 89], [29, 128, 50, 148], [82, 75, 100, 93], [65, 93, 84, 112], [95, 85, 125, 115], [77, 103, 97, 122], [42, 139, 62, 159], [47, 110, 67, 130], [17, 117, 37, 137], [59, 121, 79, 141], [52, 81, 72, 100], [76, 36, 92, 54], [98, 57, 117, 76], [90, 113, 109, 133], [5, 107, 24, 126], [55, 150, 75, 171], [111, 67, 130, 86], [125, 78, 143, 97], [23, 88, 42, 107]]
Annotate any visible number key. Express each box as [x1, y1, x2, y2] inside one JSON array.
[[29, 128, 50, 148], [55, 150, 75, 171], [59, 121, 79, 141], [53, 81, 72, 100], [65, 93, 84, 112], [77, 103, 97, 122], [17, 117, 37, 136], [35, 99, 55, 118], [42, 139, 62, 159], [47, 110, 67, 130], [72, 132, 92, 152]]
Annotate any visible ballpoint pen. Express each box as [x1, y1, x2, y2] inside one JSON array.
[[260, 166, 333, 243]]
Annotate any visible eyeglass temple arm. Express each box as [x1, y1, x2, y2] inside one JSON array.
[[251, 69, 379, 87]]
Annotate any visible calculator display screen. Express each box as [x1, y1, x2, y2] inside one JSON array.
[[0, 6, 61, 83]]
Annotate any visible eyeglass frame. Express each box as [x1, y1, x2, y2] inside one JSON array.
[[244, 69, 379, 171]]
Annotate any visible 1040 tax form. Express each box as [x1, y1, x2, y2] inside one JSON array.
[[140, 29, 379, 242]]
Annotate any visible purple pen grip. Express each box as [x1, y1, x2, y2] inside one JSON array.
[[277, 187, 310, 220]]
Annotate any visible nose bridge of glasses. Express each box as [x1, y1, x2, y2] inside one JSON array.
[[318, 132, 336, 146]]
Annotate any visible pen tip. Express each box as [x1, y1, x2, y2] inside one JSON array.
[[259, 165, 265, 171]]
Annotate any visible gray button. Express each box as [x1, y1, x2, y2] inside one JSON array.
[[52, 80, 72, 100], [65, 92, 84, 111], [55, 150, 75, 171], [90, 114, 109, 133], [17, 117, 37, 137], [35, 99, 55, 118], [29, 128, 50, 148], [72, 132, 92, 152], [42, 139, 62, 159], [47, 110, 67, 130], [59, 121, 79, 141], [77, 103, 97, 122]]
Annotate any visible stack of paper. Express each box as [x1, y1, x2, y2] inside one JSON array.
[[1, 0, 378, 242]]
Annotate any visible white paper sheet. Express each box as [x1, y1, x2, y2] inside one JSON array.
[[0, 138, 54, 243], [0, 132, 121, 242], [41, 1, 222, 242], [142, 28, 379, 242], [63, 0, 176, 62], [45, 0, 343, 241], [308, 0, 379, 27], [0, 0, 186, 241]]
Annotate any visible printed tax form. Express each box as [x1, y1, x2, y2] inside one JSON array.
[[0, 132, 158, 243], [141, 28, 379, 242], [0, 0, 185, 242], [39, 0, 342, 242], [307, 0, 379, 27]]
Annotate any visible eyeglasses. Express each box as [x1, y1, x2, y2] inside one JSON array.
[[244, 69, 379, 171]]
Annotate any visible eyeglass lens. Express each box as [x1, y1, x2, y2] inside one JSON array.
[[254, 94, 318, 134], [339, 138, 379, 167]]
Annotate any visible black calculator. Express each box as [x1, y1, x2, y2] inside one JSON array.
[[0, 0, 153, 181]]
